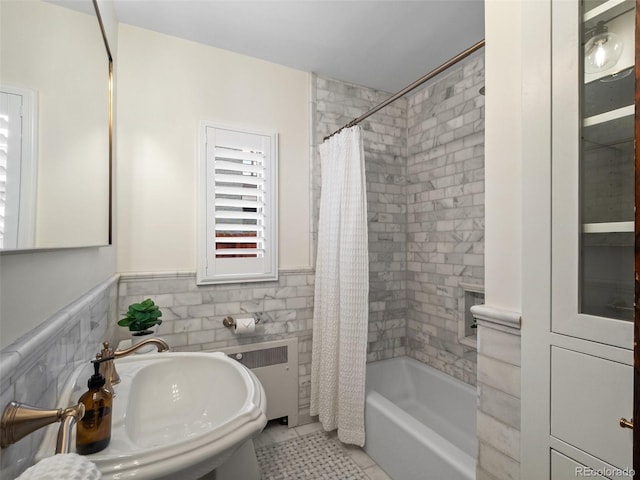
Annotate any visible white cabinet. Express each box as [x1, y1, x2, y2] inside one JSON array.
[[551, 450, 609, 479], [519, 0, 636, 478], [551, 347, 633, 469], [548, 0, 635, 475]]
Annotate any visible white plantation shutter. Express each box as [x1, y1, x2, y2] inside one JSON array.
[[0, 88, 36, 250], [213, 146, 265, 258], [198, 124, 278, 284]]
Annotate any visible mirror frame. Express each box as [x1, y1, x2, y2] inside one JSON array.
[[0, 0, 113, 254], [94, 0, 113, 247]]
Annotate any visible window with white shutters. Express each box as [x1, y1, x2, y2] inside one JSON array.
[[198, 123, 277, 284]]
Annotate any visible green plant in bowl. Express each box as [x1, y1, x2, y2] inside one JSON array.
[[118, 298, 163, 335]]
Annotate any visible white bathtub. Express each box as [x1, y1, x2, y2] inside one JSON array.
[[364, 356, 477, 480]]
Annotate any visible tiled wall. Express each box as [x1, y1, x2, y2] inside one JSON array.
[[405, 52, 484, 385], [311, 57, 485, 381], [117, 270, 316, 423], [476, 320, 521, 480], [311, 74, 408, 362], [0, 276, 118, 479]]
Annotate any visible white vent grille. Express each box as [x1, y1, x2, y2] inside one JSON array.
[[229, 345, 288, 369], [210, 338, 298, 427]]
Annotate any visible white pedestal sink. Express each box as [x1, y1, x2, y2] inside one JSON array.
[[37, 352, 267, 479]]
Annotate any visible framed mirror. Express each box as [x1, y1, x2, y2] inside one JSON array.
[[0, 0, 112, 251]]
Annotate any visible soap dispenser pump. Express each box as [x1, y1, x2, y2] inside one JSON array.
[[76, 357, 113, 455]]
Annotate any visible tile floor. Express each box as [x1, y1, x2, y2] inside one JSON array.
[[254, 420, 392, 480]]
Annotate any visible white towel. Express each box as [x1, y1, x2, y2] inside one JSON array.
[[310, 126, 369, 446], [16, 453, 101, 480]]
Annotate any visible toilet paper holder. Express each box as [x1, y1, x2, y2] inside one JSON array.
[[222, 314, 261, 329]]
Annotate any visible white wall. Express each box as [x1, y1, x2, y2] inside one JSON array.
[[484, 0, 522, 312], [0, 0, 118, 349], [116, 24, 311, 273]]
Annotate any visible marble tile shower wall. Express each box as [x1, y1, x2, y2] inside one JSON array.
[[311, 75, 408, 362], [0, 276, 118, 479], [117, 271, 315, 423], [405, 53, 485, 385]]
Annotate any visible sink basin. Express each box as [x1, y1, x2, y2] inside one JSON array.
[[37, 351, 267, 479]]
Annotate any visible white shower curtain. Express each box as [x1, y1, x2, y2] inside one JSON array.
[[310, 126, 369, 446]]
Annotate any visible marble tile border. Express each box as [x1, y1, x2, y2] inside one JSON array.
[[471, 304, 522, 333]]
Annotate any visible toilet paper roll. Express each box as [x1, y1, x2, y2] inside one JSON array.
[[234, 316, 256, 334]]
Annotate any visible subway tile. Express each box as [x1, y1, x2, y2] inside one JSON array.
[[286, 275, 308, 287], [202, 290, 230, 303], [162, 333, 189, 348], [477, 354, 521, 399], [173, 318, 203, 333], [187, 330, 215, 345], [186, 304, 215, 318], [238, 300, 262, 313], [477, 467, 502, 480], [174, 292, 203, 306], [125, 280, 160, 296], [477, 411, 520, 461], [478, 327, 521, 367], [478, 442, 520, 480], [480, 384, 521, 431], [252, 287, 277, 299], [228, 289, 255, 302], [213, 302, 241, 315], [264, 299, 287, 311]]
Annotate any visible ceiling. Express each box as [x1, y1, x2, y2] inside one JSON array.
[[111, 0, 485, 93]]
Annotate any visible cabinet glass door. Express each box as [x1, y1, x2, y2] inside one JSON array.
[[551, 0, 635, 348], [580, 0, 635, 322]]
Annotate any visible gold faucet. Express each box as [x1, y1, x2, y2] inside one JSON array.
[[113, 337, 170, 357], [97, 338, 170, 387], [1, 401, 85, 453]]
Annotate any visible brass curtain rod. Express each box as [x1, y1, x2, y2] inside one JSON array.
[[323, 39, 486, 142]]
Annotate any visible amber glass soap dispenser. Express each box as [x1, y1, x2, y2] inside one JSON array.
[[76, 358, 113, 455]]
